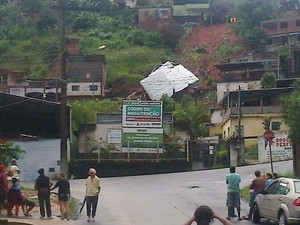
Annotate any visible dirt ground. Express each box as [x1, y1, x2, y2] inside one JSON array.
[[181, 24, 238, 87]]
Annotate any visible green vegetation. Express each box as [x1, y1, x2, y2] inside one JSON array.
[[245, 143, 258, 160], [0, 142, 25, 166], [261, 72, 276, 89]]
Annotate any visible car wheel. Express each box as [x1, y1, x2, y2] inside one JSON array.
[[279, 212, 288, 225], [252, 204, 261, 224]]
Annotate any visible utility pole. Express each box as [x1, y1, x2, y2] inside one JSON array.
[[60, 4, 68, 176], [237, 85, 245, 165], [53, 1, 111, 176]]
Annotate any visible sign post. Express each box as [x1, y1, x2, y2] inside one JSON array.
[[264, 130, 275, 173]]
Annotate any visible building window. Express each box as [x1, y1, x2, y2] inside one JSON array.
[[296, 20, 300, 26], [0, 76, 7, 84], [90, 85, 98, 91], [272, 122, 281, 130], [281, 21, 288, 29], [262, 22, 277, 30], [72, 85, 80, 91]]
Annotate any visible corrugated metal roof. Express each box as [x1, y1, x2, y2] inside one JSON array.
[[140, 61, 199, 100]]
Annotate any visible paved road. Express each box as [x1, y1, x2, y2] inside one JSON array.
[[71, 160, 293, 225]]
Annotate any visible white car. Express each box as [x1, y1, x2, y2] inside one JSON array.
[[253, 177, 300, 225]]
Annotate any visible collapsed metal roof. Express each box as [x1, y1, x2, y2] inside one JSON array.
[[140, 61, 199, 100], [0, 92, 70, 138]]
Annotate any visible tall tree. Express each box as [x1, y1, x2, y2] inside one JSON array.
[[282, 80, 300, 177]]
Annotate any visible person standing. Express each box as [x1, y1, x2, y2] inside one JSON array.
[[10, 160, 20, 180], [86, 168, 101, 222], [225, 166, 242, 221], [50, 171, 71, 220], [243, 170, 265, 220], [34, 168, 53, 219]]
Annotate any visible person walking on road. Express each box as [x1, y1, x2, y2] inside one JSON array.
[[225, 166, 242, 221], [86, 168, 101, 222], [184, 205, 233, 225], [51, 171, 71, 220], [34, 168, 53, 219], [243, 170, 265, 220]]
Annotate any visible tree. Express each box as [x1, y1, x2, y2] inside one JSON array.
[[0, 142, 25, 166], [261, 72, 276, 89], [282, 80, 300, 177], [233, 0, 277, 50]]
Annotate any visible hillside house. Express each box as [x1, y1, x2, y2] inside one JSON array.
[[172, 0, 210, 23], [209, 87, 292, 165], [261, 17, 300, 77], [138, 7, 171, 23], [66, 55, 107, 102]]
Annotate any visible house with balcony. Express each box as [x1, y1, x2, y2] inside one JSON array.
[[209, 87, 293, 165], [261, 17, 300, 77], [66, 55, 106, 102], [171, 0, 210, 23]]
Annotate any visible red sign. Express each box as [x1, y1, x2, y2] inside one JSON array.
[[264, 130, 275, 142]]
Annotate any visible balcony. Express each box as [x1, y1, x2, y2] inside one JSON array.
[[222, 106, 282, 121]]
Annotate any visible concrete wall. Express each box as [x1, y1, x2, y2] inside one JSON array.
[[14, 139, 60, 182]]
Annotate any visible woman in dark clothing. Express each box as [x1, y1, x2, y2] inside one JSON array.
[[51, 171, 70, 220]]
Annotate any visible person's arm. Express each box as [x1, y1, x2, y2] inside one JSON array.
[[50, 181, 58, 191], [213, 209, 233, 225], [183, 216, 195, 225]]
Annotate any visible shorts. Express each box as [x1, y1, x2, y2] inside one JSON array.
[[226, 191, 240, 207], [58, 193, 69, 202]]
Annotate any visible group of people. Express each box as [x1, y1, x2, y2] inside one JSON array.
[[0, 161, 101, 222], [0, 160, 34, 217], [0, 160, 71, 220], [184, 167, 279, 225], [225, 167, 279, 221]]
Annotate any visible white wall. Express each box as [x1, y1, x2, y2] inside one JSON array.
[[258, 131, 293, 163], [216, 81, 261, 104], [14, 139, 61, 182]]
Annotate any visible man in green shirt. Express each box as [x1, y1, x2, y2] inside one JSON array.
[[225, 166, 242, 221]]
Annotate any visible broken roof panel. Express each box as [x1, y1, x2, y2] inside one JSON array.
[[140, 61, 199, 100]]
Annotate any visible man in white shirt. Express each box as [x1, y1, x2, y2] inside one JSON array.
[[85, 168, 101, 222]]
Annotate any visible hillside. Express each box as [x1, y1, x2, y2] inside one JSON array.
[[180, 24, 238, 88]]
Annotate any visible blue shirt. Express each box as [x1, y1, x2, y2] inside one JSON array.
[[226, 173, 241, 192]]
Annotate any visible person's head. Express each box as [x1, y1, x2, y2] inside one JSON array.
[[11, 159, 17, 165], [266, 172, 273, 180], [255, 170, 261, 177], [12, 177, 18, 185], [273, 172, 279, 179], [58, 171, 65, 179], [194, 205, 214, 225], [38, 168, 44, 175], [88, 168, 96, 177], [229, 166, 236, 173]]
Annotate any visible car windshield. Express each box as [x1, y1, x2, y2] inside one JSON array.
[[294, 181, 300, 193]]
